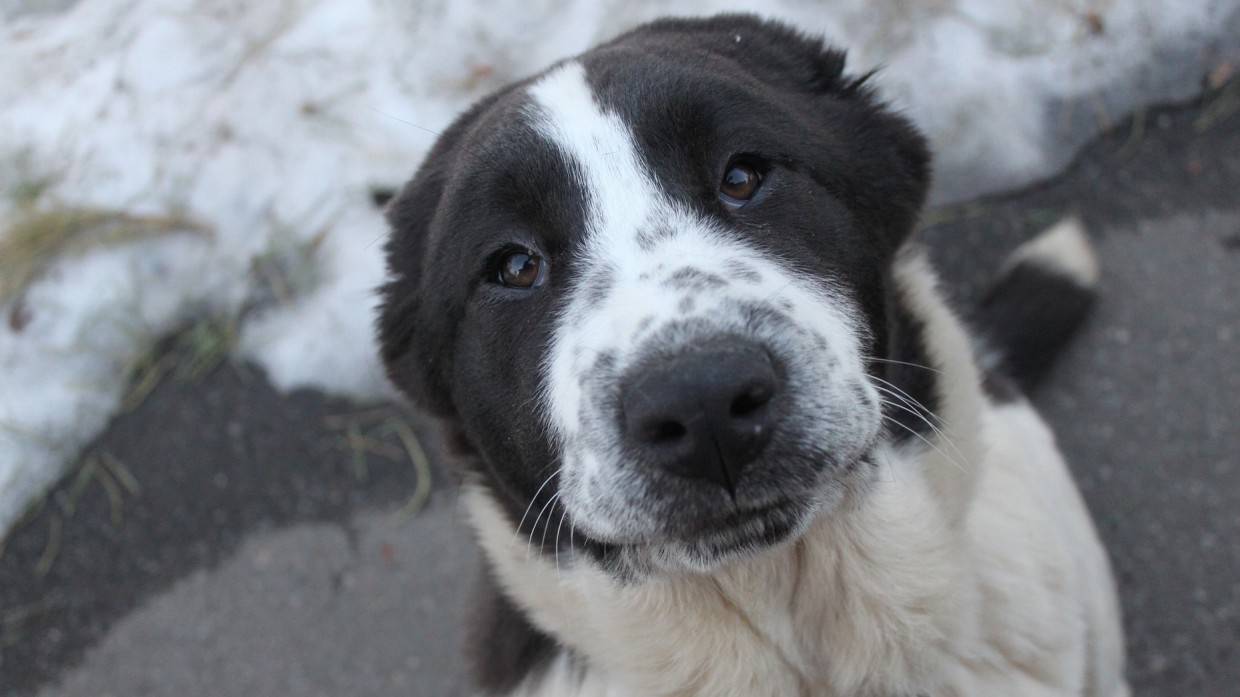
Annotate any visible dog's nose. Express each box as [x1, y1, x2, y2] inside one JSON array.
[[620, 340, 779, 494]]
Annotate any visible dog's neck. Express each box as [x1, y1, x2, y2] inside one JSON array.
[[464, 249, 991, 695]]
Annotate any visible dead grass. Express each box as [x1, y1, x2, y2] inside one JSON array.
[[247, 225, 329, 311], [0, 205, 210, 306], [121, 315, 239, 411], [1, 595, 63, 649], [325, 408, 433, 517], [9, 450, 145, 577], [1196, 77, 1240, 133], [387, 416, 433, 518]]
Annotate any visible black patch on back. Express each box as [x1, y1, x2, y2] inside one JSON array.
[[975, 261, 1096, 393]]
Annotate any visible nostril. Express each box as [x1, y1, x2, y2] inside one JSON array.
[[730, 382, 774, 418], [645, 419, 687, 445], [619, 339, 780, 490]]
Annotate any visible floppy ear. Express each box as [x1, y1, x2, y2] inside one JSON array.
[[377, 172, 453, 416], [637, 14, 932, 251], [377, 94, 505, 417]]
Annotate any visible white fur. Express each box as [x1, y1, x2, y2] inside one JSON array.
[[465, 246, 1128, 697], [1004, 216, 1100, 287]]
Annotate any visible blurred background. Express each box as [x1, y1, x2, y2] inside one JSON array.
[[1, 1, 1238, 695]]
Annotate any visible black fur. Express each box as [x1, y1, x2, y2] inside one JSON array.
[[880, 288, 942, 438], [976, 259, 1097, 393], [468, 571, 561, 694]]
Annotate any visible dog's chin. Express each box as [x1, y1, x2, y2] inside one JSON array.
[[639, 494, 827, 575], [567, 449, 876, 577]]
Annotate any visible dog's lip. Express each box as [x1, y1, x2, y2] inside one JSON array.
[[576, 499, 798, 547], [681, 500, 790, 534], [672, 499, 804, 542], [639, 498, 808, 546]]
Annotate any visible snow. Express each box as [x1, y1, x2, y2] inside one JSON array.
[[1, 0, 1238, 534]]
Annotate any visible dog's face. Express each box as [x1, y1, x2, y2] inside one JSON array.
[[380, 16, 929, 573]]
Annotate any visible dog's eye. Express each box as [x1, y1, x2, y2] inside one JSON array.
[[497, 250, 547, 289], [719, 160, 763, 206]]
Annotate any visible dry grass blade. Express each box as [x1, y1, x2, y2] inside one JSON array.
[[385, 416, 433, 518], [121, 352, 179, 412], [100, 452, 142, 495], [174, 316, 238, 380], [0, 495, 47, 561], [33, 513, 62, 578], [1, 596, 63, 649], [121, 316, 237, 412], [1195, 78, 1240, 133], [94, 466, 126, 529], [0, 205, 210, 305], [346, 420, 369, 482], [57, 457, 100, 519]]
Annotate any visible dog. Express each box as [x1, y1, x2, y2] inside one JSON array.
[[377, 14, 1129, 697]]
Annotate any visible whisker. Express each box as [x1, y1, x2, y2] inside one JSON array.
[[867, 376, 972, 467], [541, 494, 563, 553], [528, 491, 561, 560], [868, 375, 944, 426], [866, 355, 943, 375], [516, 468, 561, 537], [368, 106, 443, 137], [881, 413, 968, 474], [875, 390, 970, 467], [554, 507, 569, 582]]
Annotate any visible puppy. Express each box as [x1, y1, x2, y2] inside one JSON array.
[[378, 14, 1129, 697]]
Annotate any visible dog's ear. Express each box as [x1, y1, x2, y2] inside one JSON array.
[[377, 95, 503, 417], [635, 14, 932, 251]]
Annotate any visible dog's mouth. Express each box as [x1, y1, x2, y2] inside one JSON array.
[[562, 443, 880, 575], [572, 493, 819, 572], [668, 497, 814, 560]]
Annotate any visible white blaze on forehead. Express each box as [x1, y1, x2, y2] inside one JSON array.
[[526, 61, 656, 246], [526, 61, 663, 442]]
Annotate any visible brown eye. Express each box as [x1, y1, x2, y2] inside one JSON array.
[[498, 250, 547, 288], [720, 161, 762, 204]]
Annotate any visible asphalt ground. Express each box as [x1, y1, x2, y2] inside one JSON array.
[[1, 82, 1238, 696]]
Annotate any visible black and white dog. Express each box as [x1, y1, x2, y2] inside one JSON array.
[[378, 15, 1128, 697]]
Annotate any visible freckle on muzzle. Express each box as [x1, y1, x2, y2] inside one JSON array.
[[619, 338, 781, 496]]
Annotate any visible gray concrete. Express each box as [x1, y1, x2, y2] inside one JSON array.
[[38, 507, 479, 697], [1047, 211, 1240, 690]]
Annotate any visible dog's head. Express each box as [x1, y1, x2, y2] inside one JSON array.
[[379, 15, 930, 573]]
